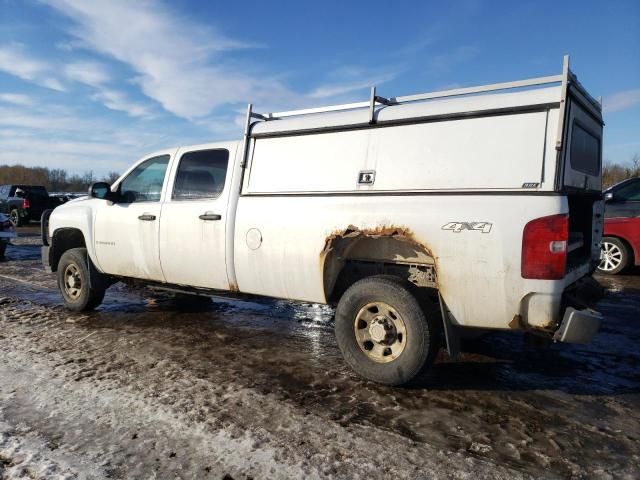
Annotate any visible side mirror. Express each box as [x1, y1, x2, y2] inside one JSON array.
[[604, 191, 614, 202], [89, 182, 112, 200]]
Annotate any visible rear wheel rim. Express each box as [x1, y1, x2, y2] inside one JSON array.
[[599, 242, 623, 272], [9, 211, 18, 226], [63, 263, 82, 299], [354, 302, 407, 363]]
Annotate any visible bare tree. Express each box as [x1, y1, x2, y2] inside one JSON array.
[[101, 171, 121, 184], [0, 165, 120, 192], [603, 153, 640, 188]]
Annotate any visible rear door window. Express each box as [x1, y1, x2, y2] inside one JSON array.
[[570, 123, 600, 176], [172, 149, 229, 200]]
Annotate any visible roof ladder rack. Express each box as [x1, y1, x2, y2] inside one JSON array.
[[241, 54, 602, 148]]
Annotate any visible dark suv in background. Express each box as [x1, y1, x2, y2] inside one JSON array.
[[598, 177, 640, 274], [0, 184, 63, 227]]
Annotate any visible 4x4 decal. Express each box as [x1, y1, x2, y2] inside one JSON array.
[[441, 222, 493, 233]]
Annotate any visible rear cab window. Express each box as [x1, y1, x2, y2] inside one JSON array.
[[172, 149, 229, 200], [20, 186, 48, 197]]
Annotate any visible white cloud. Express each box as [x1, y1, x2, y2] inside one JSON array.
[[0, 93, 33, 106], [0, 105, 97, 131], [0, 103, 178, 173], [38, 1, 414, 121], [42, 0, 288, 119], [90, 88, 153, 118], [64, 61, 110, 87], [0, 43, 65, 91], [63, 61, 153, 118], [603, 89, 640, 113], [429, 45, 479, 74], [309, 72, 397, 99]]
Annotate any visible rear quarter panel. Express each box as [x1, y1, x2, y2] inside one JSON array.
[[234, 194, 569, 329]]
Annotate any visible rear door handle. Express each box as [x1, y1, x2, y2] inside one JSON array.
[[199, 212, 222, 221], [138, 213, 156, 221]]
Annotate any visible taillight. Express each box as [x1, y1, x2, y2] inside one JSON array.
[[521, 214, 568, 279], [22, 198, 30, 209]]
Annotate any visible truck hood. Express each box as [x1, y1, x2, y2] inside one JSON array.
[[66, 195, 90, 204]]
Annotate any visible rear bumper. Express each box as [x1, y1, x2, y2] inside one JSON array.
[[553, 307, 602, 343], [522, 275, 603, 343]]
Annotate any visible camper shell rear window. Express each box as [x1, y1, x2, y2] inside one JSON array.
[[570, 123, 600, 176]]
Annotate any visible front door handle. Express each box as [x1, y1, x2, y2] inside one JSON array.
[[199, 212, 222, 221], [138, 213, 156, 221]]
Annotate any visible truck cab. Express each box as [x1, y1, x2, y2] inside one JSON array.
[[93, 143, 238, 289]]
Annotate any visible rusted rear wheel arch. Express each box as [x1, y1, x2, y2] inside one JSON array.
[[321, 225, 438, 304]]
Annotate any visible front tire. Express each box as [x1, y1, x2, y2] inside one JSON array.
[[598, 237, 631, 275], [57, 248, 106, 311], [335, 275, 441, 386]]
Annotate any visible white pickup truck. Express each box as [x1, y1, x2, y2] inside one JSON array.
[[42, 56, 604, 385]]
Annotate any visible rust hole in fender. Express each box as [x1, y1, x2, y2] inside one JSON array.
[[320, 225, 437, 301], [509, 314, 523, 329]]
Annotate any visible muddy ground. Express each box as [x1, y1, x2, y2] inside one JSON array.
[[0, 226, 638, 479]]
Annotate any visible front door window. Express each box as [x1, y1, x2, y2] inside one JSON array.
[[119, 155, 170, 203]]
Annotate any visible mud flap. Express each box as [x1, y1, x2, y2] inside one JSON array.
[[438, 293, 460, 359], [41, 245, 52, 273]]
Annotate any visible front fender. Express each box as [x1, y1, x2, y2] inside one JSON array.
[[49, 199, 104, 272]]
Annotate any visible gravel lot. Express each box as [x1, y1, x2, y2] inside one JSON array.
[[0, 226, 638, 479]]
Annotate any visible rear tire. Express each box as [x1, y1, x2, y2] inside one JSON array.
[[598, 237, 631, 275], [0, 242, 6, 259], [335, 275, 441, 386], [9, 209, 22, 227], [57, 248, 106, 311]]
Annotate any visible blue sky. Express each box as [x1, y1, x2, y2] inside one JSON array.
[[0, 0, 638, 175]]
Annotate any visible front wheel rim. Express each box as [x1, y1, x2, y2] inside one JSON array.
[[354, 302, 407, 363], [599, 242, 623, 272], [63, 263, 83, 299]]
